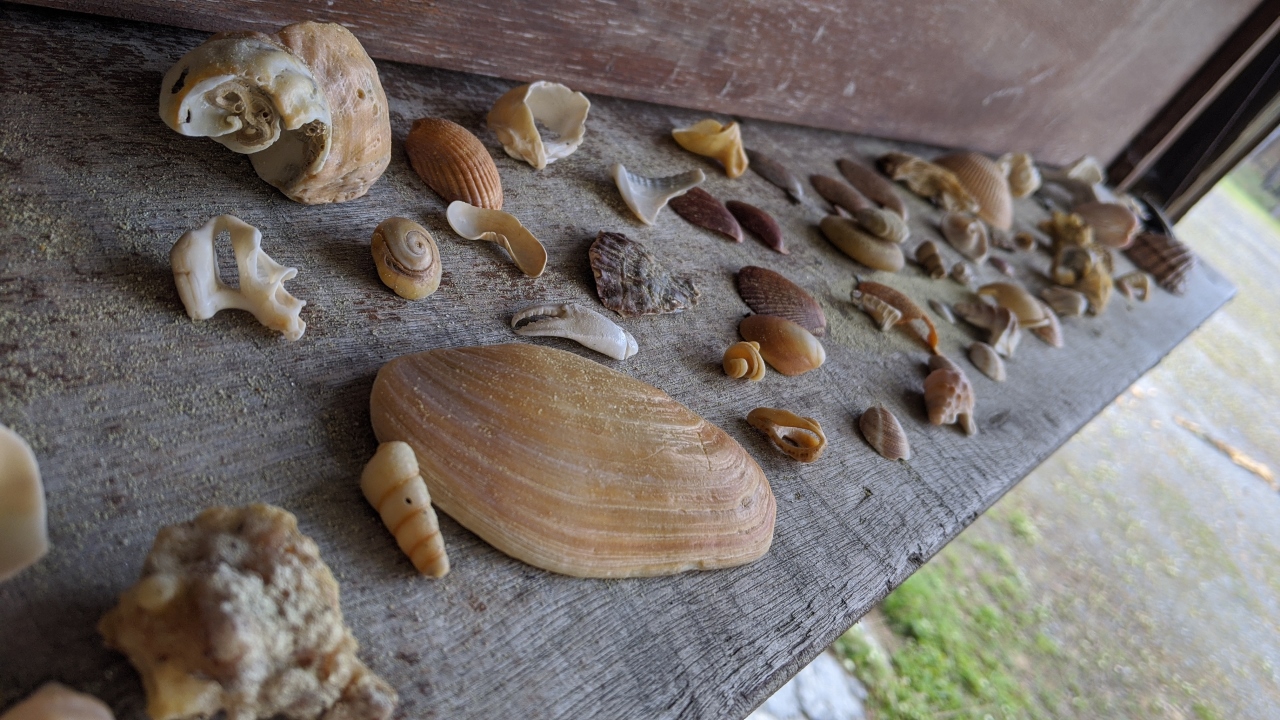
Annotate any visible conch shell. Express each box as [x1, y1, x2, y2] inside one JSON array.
[[445, 201, 547, 277], [934, 152, 1014, 231], [996, 152, 1041, 198], [854, 279, 939, 353], [924, 355, 977, 435], [486, 81, 589, 169], [859, 405, 910, 461], [371, 217, 441, 300], [406, 118, 503, 209], [369, 344, 776, 577], [170, 215, 306, 341], [159, 22, 390, 204], [1125, 232, 1196, 295], [739, 315, 826, 376], [0, 683, 114, 720], [672, 119, 748, 178], [940, 212, 989, 262], [736, 266, 827, 337], [722, 341, 767, 381], [746, 408, 826, 463], [590, 231, 700, 317], [361, 442, 449, 577], [511, 303, 638, 360], [0, 424, 45, 583], [611, 163, 705, 225], [819, 215, 905, 272]]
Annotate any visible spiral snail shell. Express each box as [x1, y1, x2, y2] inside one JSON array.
[[361, 441, 450, 577], [371, 218, 441, 300]]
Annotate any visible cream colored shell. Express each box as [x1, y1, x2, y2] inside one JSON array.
[[997, 152, 1041, 198], [977, 282, 1049, 329], [445, 201, 548, 277], [487, 81, 590, 169], [819, 215, 905, 272], [371, 217, 441, 300], [722, 341, 767, 381], [511, 303, 638, 360], [859, 405, 910, 461], [746, 408, 827, 463], [672, 119, 748, 178], [0, 424, 45, 583], [0, 683, 115, 720], [361, 441, 449, 577], [611, 163, 705, 225]]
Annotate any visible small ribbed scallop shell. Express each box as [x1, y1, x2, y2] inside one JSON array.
[[940, 213, 989, 262], [838, 157, 908, 220], [669, 187, 743, 242], [856, 279, 938, 353], [747, 408, 826, 463], [361, 441, 449, 577], [859, 405, 910, 461], [1124, 232, 1196, 295], [935, 152, 1013, 231], [968, 342, 1006, 382], [811, 174, 872, 214], [723, 341, 766, 381], [739, 315, 825, 376], [997, 152, 1041, 198], [819, 216, 905, 272], [736, 266, 826, 337], [726, 201, 787, 253], [745, 148, 805, 203], [924, 354, 977, 435], [672, 119, 748, 178], [590, 231, 700, 317], [915, 240, 947, 279], [1074, 201, 1139, 249], [371, 217, 441, 300], [1040, 286, 1088, 317], [405, 117, 503, 209]]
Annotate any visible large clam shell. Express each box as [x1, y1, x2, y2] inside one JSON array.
[[736, 266, 826, 337], [935, 152, 1013, 231], [369, 344, 776, 577], [406, 117, 503, 209], [445, 201, 547, 277], [590, 231, 700, 317], [611, 163, 705, 225], [486, 81, 590, 170]]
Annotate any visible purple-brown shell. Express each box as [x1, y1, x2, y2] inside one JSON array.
[[736, 266, 826, 337], [837, 158, 908, 220], [811, 174, 872, 214], [589, 231, 700, 317], [668, 187, 743, 242], [726, 201, 787, 254], [745, 148, 805, 203]]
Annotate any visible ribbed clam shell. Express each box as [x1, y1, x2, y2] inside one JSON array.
[[736, 266, 826, 337], [405, 117, 503, 209], [726, 201, 787, 253], [968, 342, 1006, 382], [745, 148, 805, 203], [811, 174, 872, 214], [940, 212, 989, 262], [611, 164, 705, 225], [739, 315, 825, 376], [1074, 202, 1139, 249], [859, 405, 910, 461], [1124, 232, 1196, 295], [924, 355, 977, 435], [370, 344, 775, 578], [837, 158, 908, 220], [590, 231, 699, 317], [819, 216, 905, 272], [669, 187, 743, 242], [935, 152, 1013, 231]]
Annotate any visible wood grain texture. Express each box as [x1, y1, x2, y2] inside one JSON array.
[[10, 0, 1263, 166], [0, 6, 1234, 719]]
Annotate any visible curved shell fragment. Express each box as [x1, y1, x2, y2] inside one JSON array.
[[511, 303, 638, 360], [611, 163, 704, 225], [997, 152, 1041, 198], [672, 119, 748, 178], [0, 424, 46, 583], [855, 279, 939, 353], [747, 407, 827, 463], [445, 201, 547, 277], [723, 341, 767, 381], [487, 81, 590, 170]]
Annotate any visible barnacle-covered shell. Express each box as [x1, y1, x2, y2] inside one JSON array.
[[669, 187, 743, 242], [935, 152, 1013, 231], [997, 152, 1041, 198], [745, 148, 805, 203], [672, 119, 748, 178], [859, 405, 910, 461], [0, 683, 115, 720], [819, 215, 905, 272], [361, 442, 449, 577], [838, 157, 908, 220], [0, 424, 45, 583], [446, 201, 547, 277], [915, 240, 947, 279], [1040, 286, 1088, 317], [611, 163, 705, 225], [856, 279, 939, 353], [159, 22, 390, 204], [486, 81, 589, 169], [940, 212, 989, 262], [370, 344, 775, 577], [1028, 299, 1064, 347], [978, 282, 1049, 329], [590, 231, 700, 317], [511, 303, 638, 360], [879, 152, 979, 213], [747, 408, 827, 463], [723, 341, 767, 381], [371, 217, 441, 300], [1125, 232, 1196, 295], [1074, 201, 1139, 249], [924, 355, 977, 435], [968, 342, 1006, 382], [727, 200, 787, 253], [739, 315, 825, 376], [858, 292, 903, 331], [736, 266, 826, 337], [1116, 271, 1151, 302], [405, 117, 503, 209]]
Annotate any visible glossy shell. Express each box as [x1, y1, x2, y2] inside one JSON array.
[[590, 231, 700, 317], [736, 266, 827, 337], [747, 408, 827, 463], [819, 215, 905, 272], [723, 341, 767, 381], [371, 217, 441, 300], [726, 201, 787, 253], [669, 187, 743, 242], [745, 148, 805, 203], [935, 152, 1013, 231], [859, 405, 910, 461], [672, 119, 748, 178], [445, 201, 547, 277], [406, 117, 503, 209], [739, 315, 826, 376]]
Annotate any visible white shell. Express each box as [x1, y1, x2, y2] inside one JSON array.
[[511, 303, 639, 360], [611, 163, 705, 225], [968, 342, 1006, 382], [445, 201, 548, 277], [487, 81, 590, 170], [170, 215, 306, 341], [0, 424, 46, 583]]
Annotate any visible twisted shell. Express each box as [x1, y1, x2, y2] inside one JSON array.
[[859, 405, 911, 461], [722, 341, 767, 381], [371, 217, 441, 300], [361, 441, 449, 577], [736, 266, 826, 337], [739, 315, 825, 376], [406, 117, 503, 209], [747, 408, 827, 463], [1116, 271, 1151, 302], [672, 119, 748, 178]]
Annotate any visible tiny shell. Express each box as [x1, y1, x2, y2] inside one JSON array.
[[1077, 263, 1113, 314], [1040, 286, 1088, 317], [928, 298, 956, 324], [924, 354, 977, 435], [915, 240, 947, 279], [669, 187, 744, 242], [811, 174, 872, 214], [951, 261, 975, 286], [1, 423, 46, 583], [940, 212, 989, 262], [858, 292, 903, 331], [1013, 231, 1039, 253], [0, 683, 115, 720], [745, 148, 805, 203], [859, 405, 910, 461], [819, 215, 905, 272], [371, 217, 441, 300], [361, 441, 449, 577], [1125, 232, 1196, 295], [837, 157, 908, 220], [954, 302, 1021, 357], [747, 408, 827, 463], [511, 303, 638, 360], [590, 231, 700, 317], [611, 163, 705, 225], [672, 119, 748, 178], [737, 266, 827, 337], [739, 315, 825, 376], [726, 201, 788, 253], [856, 279, 939, 353], [978, 282, 1049, 329], [968, 342, 1006, 382], [723, 341, 767, 381], [997, 152, 1041, 198], [989, 256, 1015, 277], [1116, 271, 1151, 302], [405, 117, 503, 209], [1074, 201, 1139, 249], [935, 152, 1013, 231], [1028, 299, 1064, 348], [879, 152, 979, 213], [486, 81, 590, 169], [445, 201, 547, 277]]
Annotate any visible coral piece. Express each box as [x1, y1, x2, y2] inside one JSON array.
[[672, 119, 748, 178], [371, 217, 441, 300], [0, 424, 45, 583], [726, 200, 788, 253], [935, 152, 1014, 230], [589, 231, 700, 317], [611, 164, 704, 225], [361, 442, 449, 577], [736, 266, 826, 337], [855, 279, 939, 353], [405, 117, 503, 209], [0, 683, 114, 720], [859, 405, 910, 461], [747, 408, 827, 463], [669, 187, 744, 242], [1125, 232, 1196, 295], [445, 201, 547, 277], [511, 303, 638, 360], [923, 355, 977, 435], [819, 215, 905, 272], [745, 148, 805, 203], [98, 504, 397, 720], [486, 81, 589, 169], [722, 341, 767, 381], [739, 315, 826, 376], [837, 157, 908, 220]]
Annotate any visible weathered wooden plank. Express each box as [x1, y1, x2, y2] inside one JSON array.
[[0, 6, 1234, 719], [9, 0, 1263, 166]]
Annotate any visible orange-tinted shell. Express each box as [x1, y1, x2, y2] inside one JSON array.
[[405, 117, 503, 209], [1074, 201, 1139, 249], [857, 280, 938, 353], [739, 315, 825, 376], [935, 152, 1013, 231]]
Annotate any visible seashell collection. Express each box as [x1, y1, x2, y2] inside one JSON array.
[[611, 163, 705, 225], [723, 341, 768, 381], [486, 81, 590, 169], [511, 303, 638, 360], [590, 231, 700, 317], [669, 186, 744, 242], [736, 266, 827, 337], [672, 118, 748, 178], [859, 405, 910, 461], [406, 117, 504, 209], [446, 201, 548, 277], [747, 407, 827, 462], [371, 217, 441, 300], [362, 441, 450, 577]]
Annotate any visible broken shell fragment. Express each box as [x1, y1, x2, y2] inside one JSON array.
[[940, 212, 989, 262], [511, 303, 638, 360], [486, 81, 589, 169], [879, 152, 979, 214], [739, 315, 826, 376], [669, 187, 743, 242], [361, 442, 449, 577], [723, 341, 767, 381], [1125, 232, 1196, 295], [590, 231, 700, 317], [406, 117, 503, 209], [954, 302, 1022, 357], [997, 152, 1041, 198], [837, 157, 908, 220], [0, 683, 115, 720], [446, 201, 547, 277], [989, 256, 1015, 277], [859, 405, 911, 461], [1028, 300, 1064, 348], [170, 215, 306, 341], [1116, 271, 1151, 302], [611, 163, 705, 225], [968, 342, 1006, 382], [977, 282, 1050, 329], [745, 148, 805, 203], [159, 22, 390, 204], [672, 119, 748, 178], [1074, 201, 1139, 249], [0, 424, 45, 583], [736, 266, 827, 337], [370, 344, 775, 577], [935, 152, 1013, 231], [747, 408, 826, 463], [858, 292, 903, 331], [855, 279, 939, 353], [726, 200, 788, 253], [819, 215, 905, 272], [915, 240, 947, 279], [924, 354, 977, 435], [371, 217, 441, 300], [1040, 285, 1088, 317]]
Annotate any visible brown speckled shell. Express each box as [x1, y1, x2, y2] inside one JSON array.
[[589, 232, 700, 317], [859, 405, 910, 461], [1124, 232, 1196, 295], [1074, 202, 1139, 249], [736, 266, 826, 336], [739, 315, 825, 376], [726, 201, 787, 253], [669, 187, 743, 242], [405, 117, 503, 209], [934, 152, 1012, 231]]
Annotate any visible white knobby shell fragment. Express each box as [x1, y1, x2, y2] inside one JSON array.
[[445, 201, 548, 277], [170, 215, 306, 341], [611, 163, 705, 225], [0, 424, 46, 583], [511, 303, 638, 360], [487, 81, 590, 170]]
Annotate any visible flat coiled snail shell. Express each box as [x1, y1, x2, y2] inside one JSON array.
[[371, 217, 441, 300], [722, 341, 766, 381]]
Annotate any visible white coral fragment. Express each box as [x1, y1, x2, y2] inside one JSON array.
[[487, 81, 590, 170], [0, 424, 46, 583], [170, 215, 306, 341], [511, 303, 638, 360]]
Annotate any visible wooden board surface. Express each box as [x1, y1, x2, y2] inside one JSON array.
[[11, 0, 1263, 167], [0, 6, 1235, 719]]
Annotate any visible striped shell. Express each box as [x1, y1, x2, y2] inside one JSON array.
[[819, 215, 905, 272], [669, 187, 743, 242], [405, 117, 503, 209], [727, 200, 787, 253], [924, 355, 977, 435], [859, 405, 911, 461], [361, 441, 449, 577], [935, 152, 1013, 231], [1124, 232, 1196, 295], [739, 315, 825, 376], [736, 266, 826, 337], [1074, 201, 1139, 249]]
